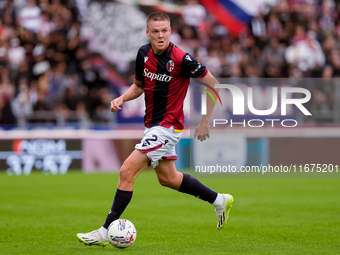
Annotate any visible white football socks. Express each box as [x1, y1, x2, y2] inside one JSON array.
[[99, 226, 107, 239], [212, 193, 224, 208]]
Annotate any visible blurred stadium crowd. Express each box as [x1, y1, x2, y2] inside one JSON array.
[[0, 0, 339, 126]]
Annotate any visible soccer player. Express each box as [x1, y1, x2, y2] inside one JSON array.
[[76, 12, 234, 246]]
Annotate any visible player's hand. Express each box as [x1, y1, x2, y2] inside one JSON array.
[[194, 121, 210, 142], [110, 97, 123, 112]]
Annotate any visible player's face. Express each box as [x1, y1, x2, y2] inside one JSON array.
[[146, 20, 171, 55]]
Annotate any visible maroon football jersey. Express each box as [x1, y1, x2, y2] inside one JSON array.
[[135, 42, 207, 130]]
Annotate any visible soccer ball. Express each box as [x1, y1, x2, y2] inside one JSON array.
[[107, 219, 137, 248]]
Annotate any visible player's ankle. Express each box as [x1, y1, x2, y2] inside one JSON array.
[[213, 193, 225, 208], [99, 226, 108, 238]]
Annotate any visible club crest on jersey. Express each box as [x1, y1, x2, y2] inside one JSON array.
[[166, 60, 174, 72]]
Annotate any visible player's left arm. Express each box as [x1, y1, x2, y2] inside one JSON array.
[[181, 53, 219, 142], [194, 71, 219, 142]]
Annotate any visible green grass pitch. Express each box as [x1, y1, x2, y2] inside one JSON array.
[[0, 170, 339, 255]]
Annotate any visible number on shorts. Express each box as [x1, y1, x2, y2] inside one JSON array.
[[142, 135, 158, 147]]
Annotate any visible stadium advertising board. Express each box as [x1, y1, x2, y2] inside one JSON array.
[[0, 139, 82, 175]]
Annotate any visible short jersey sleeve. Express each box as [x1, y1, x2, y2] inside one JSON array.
[[181, 53, 208, 78], [135, 48, 144, 81]]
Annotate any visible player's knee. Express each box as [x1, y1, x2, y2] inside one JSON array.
[[158, 177, 170, 187], [158, 176, 176, 189], [119, 163, 134, 184]]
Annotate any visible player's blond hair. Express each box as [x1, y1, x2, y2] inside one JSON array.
[[146, 12, 170, 28]]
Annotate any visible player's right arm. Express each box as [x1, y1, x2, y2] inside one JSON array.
[[111, 46, 146, 112], [110, 79, 144, 112]]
